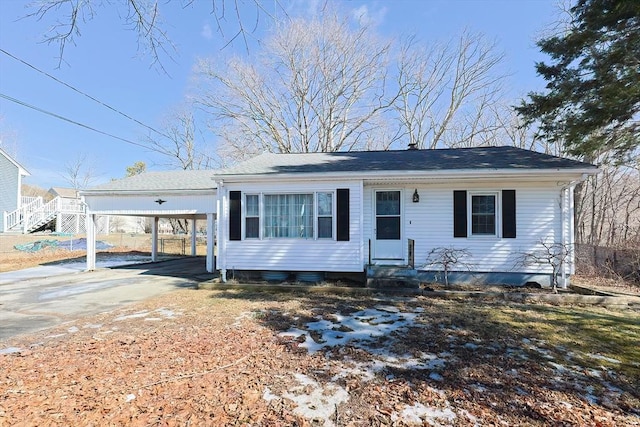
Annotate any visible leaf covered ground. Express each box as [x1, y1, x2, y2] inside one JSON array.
[[1, 288, 639, 426]]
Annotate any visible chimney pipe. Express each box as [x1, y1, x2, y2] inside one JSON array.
[[408, 142, 418, 150]]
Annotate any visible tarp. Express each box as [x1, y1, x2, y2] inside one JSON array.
[[14, 238, 113, 252]]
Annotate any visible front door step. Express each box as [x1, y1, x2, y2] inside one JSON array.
[[366, 277, 420, 289], [366, 265, 419, 289]]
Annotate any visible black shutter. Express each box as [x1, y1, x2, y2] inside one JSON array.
[[502, 190, 516, 238], [336, 188, 350, 241], [229, 191, 241, 241], [453, 190, 467, 238]]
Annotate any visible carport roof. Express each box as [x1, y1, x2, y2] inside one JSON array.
[[85, 169, 217, 192]]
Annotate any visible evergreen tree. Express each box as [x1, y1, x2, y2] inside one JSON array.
[[517, 0, 640, 160]]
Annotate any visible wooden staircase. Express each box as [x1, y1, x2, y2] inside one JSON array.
[[3, 196, 85, 234]]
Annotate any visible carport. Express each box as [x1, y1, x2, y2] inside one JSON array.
[[81, 170, 217, 273]]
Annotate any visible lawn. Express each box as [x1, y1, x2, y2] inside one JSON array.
[[1, 288, 638, 426]]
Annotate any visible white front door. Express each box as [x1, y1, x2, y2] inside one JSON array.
[[373, 190, 403, 262]]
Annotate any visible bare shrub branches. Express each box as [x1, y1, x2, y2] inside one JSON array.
[[516, 239, 573, 293], [424, 247, 474, 287]]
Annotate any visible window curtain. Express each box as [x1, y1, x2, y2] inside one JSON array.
[[264, 194, 313, 238]]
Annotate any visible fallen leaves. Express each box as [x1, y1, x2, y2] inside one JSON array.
[[0, 289, 638, 426]]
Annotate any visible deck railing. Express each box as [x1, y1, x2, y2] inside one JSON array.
[[4, 197, 43, 232], [21, 196, 39, 206], [4, 196, 86, 233]]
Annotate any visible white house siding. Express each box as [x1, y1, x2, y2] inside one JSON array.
[[0, 153, 20, 232], [221, 180, 363, 272], [84, 193, 215, 216], [363, 181, 564, 275]]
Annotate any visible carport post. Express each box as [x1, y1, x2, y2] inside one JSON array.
[[151, 216, 159, 262], [191, 217, 197, 256], [206, 213, 215, 273], [86, 213, 96, 271]]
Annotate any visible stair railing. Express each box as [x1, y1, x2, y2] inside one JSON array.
[[4, 196, 42, 232], [24, 197, 60, 232]]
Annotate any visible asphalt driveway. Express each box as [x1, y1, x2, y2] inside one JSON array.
[[0, 257, 212, 340]]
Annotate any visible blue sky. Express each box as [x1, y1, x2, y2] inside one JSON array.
[[0, 0, 558, 189]]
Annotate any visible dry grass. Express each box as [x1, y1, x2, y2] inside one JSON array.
[[1, 288, 638, 426], [0, 232, 207, 272]]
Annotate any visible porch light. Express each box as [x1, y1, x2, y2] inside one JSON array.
[[412, 189, 419, 203]]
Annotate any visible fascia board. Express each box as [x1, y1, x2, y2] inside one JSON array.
[[215, 167, 600, 183], [81, 188, 216, 197]]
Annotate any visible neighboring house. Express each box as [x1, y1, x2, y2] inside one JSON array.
[[48, 186, 78, 200], [82, 146, 598, 287], [0, 148, 31, 233], [45, 187, 95, 234]]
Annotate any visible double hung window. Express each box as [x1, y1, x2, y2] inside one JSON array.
[[317, 192, 333, 239], [245, 194, 260, 238], [470, 193, 497, 236]]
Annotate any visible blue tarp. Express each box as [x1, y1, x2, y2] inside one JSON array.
[[14, 238, 113, 252]]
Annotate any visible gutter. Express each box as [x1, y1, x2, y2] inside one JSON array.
[[214, 167, 599, 183]]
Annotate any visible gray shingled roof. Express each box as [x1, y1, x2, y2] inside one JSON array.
[[216, 146, 596, 176], [84, 147, 596, 193], [86, 169, 216, 192], [48, 187, 79, 198]]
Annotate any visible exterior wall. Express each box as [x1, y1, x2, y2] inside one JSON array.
[[220, 180, 363, 273], [363, 181, 564, 276], [218, 177, 573, 282], [0, 153, 20, 232]]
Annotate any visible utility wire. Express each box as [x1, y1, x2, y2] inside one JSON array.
[[0, 47, 171, 140], [0, 92, 152, 150]]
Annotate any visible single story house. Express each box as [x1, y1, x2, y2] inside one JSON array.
[[81, 146, 598, 287]]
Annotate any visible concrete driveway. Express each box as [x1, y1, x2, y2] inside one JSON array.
[[0, 257, 212, 340]]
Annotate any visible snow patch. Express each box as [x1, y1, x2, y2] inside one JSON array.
[[263, 387, 279, 402], [587, 353, 621, 364], [391, 402, 456, 425], [278, 307, 417, 354], [0, 347, 22, 355], [114, 311, 150, 321], [282, 373, 349, 427], [83, 323, 103, 329]]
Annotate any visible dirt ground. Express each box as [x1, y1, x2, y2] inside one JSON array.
[[1, 233, 639, 425], [0, 232, 206, 273], [1, 288, 639, 426]]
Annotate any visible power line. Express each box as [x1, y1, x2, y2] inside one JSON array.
[[0, 47, 171, 140], [0, 92, 151, 150]]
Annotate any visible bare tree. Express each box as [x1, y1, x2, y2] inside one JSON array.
[[196, 10, 395, 159], [393, 30, 507, 149], [26, 0, 284, 72], [61, 153, 97, 190], [423, 247, 474, 287], [142, 108, 214, 234], [145, 108, 216, 170], [575, 159, 640, 248]]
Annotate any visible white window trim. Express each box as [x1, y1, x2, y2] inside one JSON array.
[[246, 191, 336, 241], [316, 191, 335, 240], [468, 191, 500, 238], [243, 194, 260, 239]]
